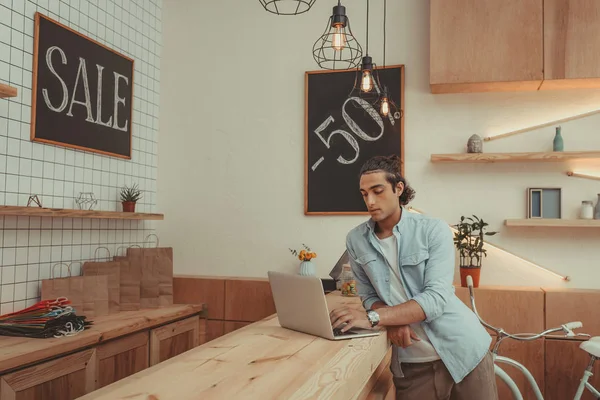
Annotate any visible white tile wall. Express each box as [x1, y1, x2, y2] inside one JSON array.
[[0, 0, 162, 313]]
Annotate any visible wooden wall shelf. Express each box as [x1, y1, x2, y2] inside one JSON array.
[[430, 151, 600, 163], [0, 83, 18, 98], [0, 206, 164, 220], [505, 219, 600, 228]]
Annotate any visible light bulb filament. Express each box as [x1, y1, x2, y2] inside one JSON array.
[[361, 71, 373, 92], [332, 25, 346, 50]]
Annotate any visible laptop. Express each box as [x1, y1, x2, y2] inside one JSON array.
[[267, 271, 381, 340]]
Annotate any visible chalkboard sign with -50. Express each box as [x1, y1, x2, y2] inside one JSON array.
[[304, 65, 404, 215]]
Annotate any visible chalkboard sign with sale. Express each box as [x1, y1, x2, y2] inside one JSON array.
[[304, 65, 404, 215], [31, 13, 134, 159]]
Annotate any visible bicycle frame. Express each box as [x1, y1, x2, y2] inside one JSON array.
[[464, 275, 598, 400]]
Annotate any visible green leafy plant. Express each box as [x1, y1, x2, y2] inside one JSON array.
[[452, 215, 498, 268], [120, 184, 142, 203]]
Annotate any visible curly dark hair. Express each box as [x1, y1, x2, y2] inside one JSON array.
[[359, 155, 415, 205]]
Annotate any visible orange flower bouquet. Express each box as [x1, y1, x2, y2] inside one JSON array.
[[289, 244, 317, 276]]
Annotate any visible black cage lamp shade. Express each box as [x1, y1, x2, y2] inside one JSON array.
[[312, 1, 362, 70], [259, 0, 317, 15]]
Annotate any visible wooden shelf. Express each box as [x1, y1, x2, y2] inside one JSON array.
[[0, 83, 18, 98], [430, 151, 600, 163], [505, 219, 600, 228], [0, 206, 164, 220]]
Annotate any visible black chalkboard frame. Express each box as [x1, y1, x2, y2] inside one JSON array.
[[304, 65, 405, 215], [30, 12, 134, 159]]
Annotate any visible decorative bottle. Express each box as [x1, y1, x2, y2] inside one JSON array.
[[553, 126, 564, 152], [581, 201, 594, 219], [595, 194, 600, 220], [339, 264, 358, 297]]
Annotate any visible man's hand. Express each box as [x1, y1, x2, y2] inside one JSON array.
[[329, 306, 372, 332], [387, 325, 421, 348]]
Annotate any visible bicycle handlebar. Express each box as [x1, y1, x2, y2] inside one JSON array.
[[465, 275, 590, 341]]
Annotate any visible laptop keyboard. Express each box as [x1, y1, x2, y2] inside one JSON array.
[[333, 327, 358, 336]]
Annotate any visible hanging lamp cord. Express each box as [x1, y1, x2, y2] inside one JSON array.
[[365, 0, 369, 55], [383, 0, 386, 67]]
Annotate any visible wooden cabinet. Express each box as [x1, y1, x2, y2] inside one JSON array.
[[0, 349, 96, 400], [96, 332, 149, 389], [542, 0, 600, 89], [149, 316, 199, 365], [431, 0, 600, 93], [545, 339, 600, 400], [430, 0, 544, 93]]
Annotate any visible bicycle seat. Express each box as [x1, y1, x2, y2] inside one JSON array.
[[580, 337, 600, 357]]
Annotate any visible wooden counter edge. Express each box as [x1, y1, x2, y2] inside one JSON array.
[[0, 303, 206, 375]]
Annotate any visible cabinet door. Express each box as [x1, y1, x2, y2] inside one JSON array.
[[0, 349, 96, 400], [149, 316, 199, 366], [542, 0, 600, 89], [430, 0, 543, 93], [97, 331, 149, 388]]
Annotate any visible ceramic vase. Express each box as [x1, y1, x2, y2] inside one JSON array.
[[595, 194, 600, 220], [553, 126, 564, 151], [298, 261, 316, 276]]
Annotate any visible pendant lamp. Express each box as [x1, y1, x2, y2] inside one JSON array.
[[312, 1, 362, 70], [259, 0, 317, 15], [347, 0, 382, 101], [373, 0, 401, 119]]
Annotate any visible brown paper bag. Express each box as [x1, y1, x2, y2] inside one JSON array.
[[41, 263, 109, 318], [41, 263, 85, 312], [82, 261, 121, 314], [118, 259, 141, 311], [81, 274, 110, 318], [127, 248, 160, 309], [154, 247, 173, 306]]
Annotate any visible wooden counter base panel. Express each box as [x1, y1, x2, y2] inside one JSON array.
[[79, 294, 389, 400], [0, 304, 204, 375]]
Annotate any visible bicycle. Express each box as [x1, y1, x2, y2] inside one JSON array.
[[465, 275, 600, 400]]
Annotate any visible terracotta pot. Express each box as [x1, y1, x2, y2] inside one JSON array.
[[122, 201, 136, 212], [460, 267, 481, 288]]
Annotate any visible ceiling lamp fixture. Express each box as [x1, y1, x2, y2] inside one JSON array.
[[347, 0, 381, 101], [374, 0, 400, 119], [258, 0, 317, 15], [312, 1, 362, 70]]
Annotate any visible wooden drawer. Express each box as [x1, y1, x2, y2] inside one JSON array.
[[0, 348, 96, 400], [149, 316, 200, 366], [97, 332, 149, 389]]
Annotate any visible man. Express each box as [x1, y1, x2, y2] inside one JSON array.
[[329, 155, 497, 399]]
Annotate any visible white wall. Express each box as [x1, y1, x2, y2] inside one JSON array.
[[0, 0, 162, 313], [159, 0, 600, 289]]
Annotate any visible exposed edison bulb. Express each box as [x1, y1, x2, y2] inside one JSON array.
[[361, 71, 373, 92], [380, 97, 390, 116], [331, 25, 346, 50]]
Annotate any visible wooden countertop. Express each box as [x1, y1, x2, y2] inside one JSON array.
[[0, 304, 205, 374], [80, 293, 390, 400]]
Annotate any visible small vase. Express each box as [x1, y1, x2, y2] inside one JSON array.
[[298, 261, 316, 276], [122, 201, 136, 212], [595, 194, 600, 220], [553, 126, 564, 151]]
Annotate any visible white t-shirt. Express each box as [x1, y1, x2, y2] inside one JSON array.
[[376, 234, 441, 363]]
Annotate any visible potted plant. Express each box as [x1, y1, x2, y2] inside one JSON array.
[[452, 215, 498, 288], [120, 184, 142, 212], [289, 244, 317, 276]]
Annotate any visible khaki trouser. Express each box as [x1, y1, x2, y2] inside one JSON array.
[[393, 352, 498, 400]]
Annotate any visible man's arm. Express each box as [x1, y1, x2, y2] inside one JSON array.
[[346, 236, 383, 311], [376, 219, 455, 326]]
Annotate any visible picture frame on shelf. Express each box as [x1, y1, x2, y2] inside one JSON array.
[[526, 187, 562, 219]]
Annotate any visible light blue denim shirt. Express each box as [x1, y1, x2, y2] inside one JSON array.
[[346, 208, 491, 383]]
